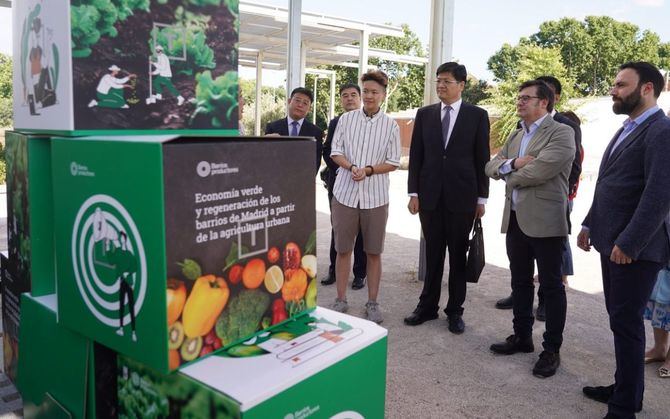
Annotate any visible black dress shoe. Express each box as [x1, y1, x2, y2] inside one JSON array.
[[533, 350, 560, 378], [490, 334, 534, 355], [351, 276, 366, 290], [404, 310, 439, 326], [536, 302, 546, 322], [320, 275, 336, 285], [583, 384, 642, 413], [495, 294, 514, 310], [447, 315, 465, 334]]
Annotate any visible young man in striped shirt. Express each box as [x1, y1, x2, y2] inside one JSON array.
[[329, 70, 401, 324]]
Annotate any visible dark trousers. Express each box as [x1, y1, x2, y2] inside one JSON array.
[[417, 197, 474, 316], [119, 279, 136, 331], [506, 212, 566, 352], [599, 254, 661, 418], [328, 187, 366, 278]]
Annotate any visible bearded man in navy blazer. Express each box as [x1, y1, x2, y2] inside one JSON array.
[[579, 62, 670, 419], [265, 87, 324, 173], [404, 62, 490, 334]]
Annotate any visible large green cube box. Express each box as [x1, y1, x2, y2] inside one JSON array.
[[52, 135, 317, 373], [5, 131, 56, 297], [12, 0, 239, 135], [17, 293, 91, 419], [113, 308, 387, 418]]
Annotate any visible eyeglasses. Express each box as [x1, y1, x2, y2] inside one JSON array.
[[516, 95, 541, 103], [434, 79, 461, 85]]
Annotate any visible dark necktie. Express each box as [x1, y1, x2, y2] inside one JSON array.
[[442, 105, 452, 148], [290, 121, 299, 136]]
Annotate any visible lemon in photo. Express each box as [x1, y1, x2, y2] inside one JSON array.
[[264, 265, 284, 294]]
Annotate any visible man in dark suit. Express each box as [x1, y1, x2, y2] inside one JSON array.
[[579, 62, 670, 419], [404, 62, 490, 334], [321, 83, 367, 290], [495, 76, 583, 321], [265, 87, 323, 173]]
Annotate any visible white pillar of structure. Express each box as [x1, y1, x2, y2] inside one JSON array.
[[254, 51, 263, 136], [286, 0, 302, 95], [423, 0, 455, 106], [329, 73, 336, 122], [358, 29, 369, 82], [312, 76, 318, 124]]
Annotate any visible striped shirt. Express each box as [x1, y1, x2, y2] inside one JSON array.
[[331, 109, 401, 209]]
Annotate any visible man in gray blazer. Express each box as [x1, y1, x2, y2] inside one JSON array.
[[485, 80, 575, 378], [579, 62, 670, 419]]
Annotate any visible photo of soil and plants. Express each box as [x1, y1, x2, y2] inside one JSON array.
[[71, 0, 239, 130]]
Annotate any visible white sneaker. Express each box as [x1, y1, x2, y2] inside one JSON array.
[[155, 93, 162, 100], [365, 301, 383, 324], [177, 95, 185, 106], [330, 298, 349, 313], [88, 99, 97, 108], [121, 104, 129, 109], [116, 328, 124, 336], [132, 331, 137, 342]]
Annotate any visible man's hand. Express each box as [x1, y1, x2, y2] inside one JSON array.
[[577, 228, 591, 251], [408, 196, 419, 215], [610, 245, 632, 264], [514, 155, 535, 169], [351, 166, 366, 182], [475, 204, 485, 218]]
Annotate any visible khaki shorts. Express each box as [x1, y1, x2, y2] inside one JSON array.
[[331, 198, 389, 255]]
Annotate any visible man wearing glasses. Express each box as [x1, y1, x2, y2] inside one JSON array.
[[485, 80, 574, 378], [404, 62, 490, 334], [265, 87, 323, 173]]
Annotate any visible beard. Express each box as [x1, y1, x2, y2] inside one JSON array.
[[612, 88, 641, 115]]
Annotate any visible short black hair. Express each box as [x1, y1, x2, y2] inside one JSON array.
[[536, 76, 562, 95], [290, 87, 314, 103], [619, 61, 664, 98], [339, 83, 360, 95], [361, 70, 388, 89], [435, 62, 467, 83], [519, 79, 555, 113]]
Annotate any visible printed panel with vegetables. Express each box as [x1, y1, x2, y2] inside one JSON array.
[[163, 139, 317, 369]]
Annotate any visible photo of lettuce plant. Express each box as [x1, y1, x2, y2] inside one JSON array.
[[71, 0, 238, 130]]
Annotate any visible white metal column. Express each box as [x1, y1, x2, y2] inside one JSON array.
[[358, 29, 369, 82], [329, 73, 336, 122], [423, 0, 455, 106], [286, 0, 302, 95], [254, 51, 263, 136]]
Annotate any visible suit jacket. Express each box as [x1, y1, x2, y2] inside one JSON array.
[[265, 117, 324, 173], [583, 109, 670, 262], [407, 102, 490, 213], [554, 112, 582, 196], [322, 115, 341, 190], [485, 115, 575, 238]]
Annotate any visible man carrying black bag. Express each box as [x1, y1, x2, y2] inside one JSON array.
[[404, 62, 491, 334]]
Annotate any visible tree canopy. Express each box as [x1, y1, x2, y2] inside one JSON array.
[[488, 16, 670, 96]]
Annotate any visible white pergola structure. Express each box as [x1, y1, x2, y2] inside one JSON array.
[[239, 0, 429, 134]]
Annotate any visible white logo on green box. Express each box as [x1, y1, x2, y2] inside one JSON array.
[[71, 194, 147, 339]]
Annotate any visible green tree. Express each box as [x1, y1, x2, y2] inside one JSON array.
[[486, 45, 572, 147], [462, 76, 490, 105], [0, 53, 12, 128], [239, 78, 288, 135]]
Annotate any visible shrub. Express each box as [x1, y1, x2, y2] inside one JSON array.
[[191, 70, 237, 128]]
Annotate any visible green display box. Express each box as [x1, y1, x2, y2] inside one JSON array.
[[12, 0, 239, 135], [5, 131, 56, 297], [52, 135, 317, 373], [17, 293, 92, 419], [114, 307, 387, 418]]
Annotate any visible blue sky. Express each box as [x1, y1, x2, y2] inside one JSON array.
[[2, 0, 669, 82]]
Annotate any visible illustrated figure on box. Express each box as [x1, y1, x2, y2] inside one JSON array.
[[92, 208, 139, 342], [21, 6, 59, 115], [147, 45, 185, 106], [88, 65, 137, 109]]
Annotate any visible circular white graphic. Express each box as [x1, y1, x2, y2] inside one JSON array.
[[70, 162, 78, 176], [197, 161, 211, 177], [71, 194, 147, 327]]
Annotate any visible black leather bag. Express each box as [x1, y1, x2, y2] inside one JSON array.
[[465, 218, 485, 283]]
